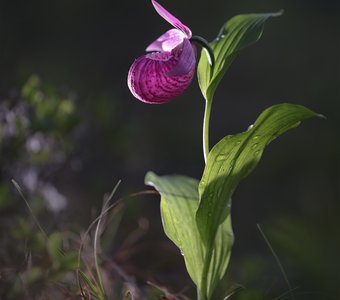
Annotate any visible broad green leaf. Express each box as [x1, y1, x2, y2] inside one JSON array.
[[201, 212, 233, 299], [145, 172, 233, 300], [197, 12, 282, 101], [196, 104, 320, 295], [145, 173, 204, 286]]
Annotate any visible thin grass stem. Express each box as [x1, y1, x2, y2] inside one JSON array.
[[257, 224, 295, 300], [11, 179, 48, 239], [94, 213, 106, 298], [77, 188, 159, 297]]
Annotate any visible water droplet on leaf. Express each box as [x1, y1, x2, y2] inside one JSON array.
[[216, 154, 228, 161]]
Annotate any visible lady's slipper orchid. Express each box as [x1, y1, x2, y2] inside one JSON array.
[[128, 0, 196, 104]]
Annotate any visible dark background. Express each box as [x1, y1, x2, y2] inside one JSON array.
[[0, 0, 339, 298]]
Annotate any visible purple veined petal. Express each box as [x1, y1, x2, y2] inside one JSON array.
[[146, 29, 186, 52], [128, 47, 195, 104], [151, 0, 192, 38], [167, 39, 196, 77]]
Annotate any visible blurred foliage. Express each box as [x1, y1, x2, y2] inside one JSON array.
[[0, 76, 79, 299], [0, 77, 193, 298], [0, 75, 78, 213], [1, 219, 79, 299]]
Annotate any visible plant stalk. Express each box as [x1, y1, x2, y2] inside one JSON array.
[[197, 288, 202, 300], [203, 99, 212, 163]]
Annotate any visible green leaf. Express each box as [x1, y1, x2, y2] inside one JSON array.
[[196, 104, 320, 295], [60, 252, 78, 271], [145, 172, 204, 286], [145, 172, 233, 300], [146, 105, 320, 299], [47, 232, 63, 262], [78, 269, 100, 298], [197, 12, 282, 101]]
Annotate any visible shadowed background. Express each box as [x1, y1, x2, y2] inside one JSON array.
[[0, 0, 339, 299]]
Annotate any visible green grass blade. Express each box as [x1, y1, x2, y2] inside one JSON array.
[[78, 269, 100, 298], [11, 179, 48, 239]]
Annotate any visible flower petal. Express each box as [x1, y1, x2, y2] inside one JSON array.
[[128, 49, 195, 104], [167, 39, 196, 77], [151, 0, 192, 38], [146, 29, 186, 52]]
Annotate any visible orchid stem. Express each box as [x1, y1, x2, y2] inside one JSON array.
[[197, 288, 202, 300], [191, 35, 215, 68], [203, 99, 212, 163]]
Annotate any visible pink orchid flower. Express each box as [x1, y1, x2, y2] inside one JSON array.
[[128, 0, 196, 104]]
